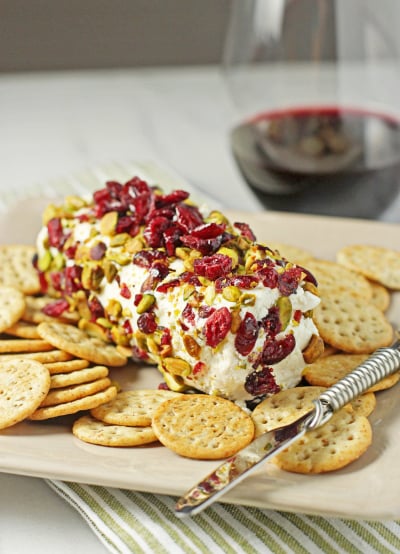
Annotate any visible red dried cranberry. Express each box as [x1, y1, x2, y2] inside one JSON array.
[[158, 382, 170, 390], [180, 272, 201, 286], [244, 366, 280, 396], [233, 221, 256, 242], [262, 334, 295, 365], [175, 203, 204, 233], [88, 296, 105, 320], [182, 303, 195, 326], [134, 294, 143, 306], [64, 244, 78, 259], [193, 361, 206, 375], [193, 254, 232, 280], [143, 216, 170, 248], [156, 190, 189, 207], [42, 299, 70, 317], [137, 312, 157, 334], [180, 234, 223, 255], [160, 327, 172, 346], [122, 319, 133, 335], [163, 225, 182, 256], [296, 265, 318, 286], [278, 266, 302, 296], [234, 312, 259, 356], [47, 218, 66, 249], [132, 346, 149, 360], [156, 279, 181, 293], [203, 307, 232, 348], [116, 215, 139, 236], [38, 271, 49, 293], [64, 265, 83, 294], [49, 271, 63, 292], [133, 249, 168, 268], [198, 305, 215, 318], [293, 309, 302, 322], [89, 242, 106, 260], [215, 274, 259, 292], [261, 306, 281, 337], [120, 283, 131, 299], [191, 223, 226, 239], [147, 207, 175, 222]]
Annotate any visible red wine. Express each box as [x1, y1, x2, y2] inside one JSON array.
[[231, 106, 400, 218]]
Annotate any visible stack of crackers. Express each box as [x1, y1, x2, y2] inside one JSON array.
[[0, 242, 399, 476]]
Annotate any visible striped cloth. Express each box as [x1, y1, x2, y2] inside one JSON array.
[[47, 480, 400, 554], [5, 162, 400, 554]]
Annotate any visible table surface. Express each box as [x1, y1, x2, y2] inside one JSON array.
[[0, 65, 399, 554]]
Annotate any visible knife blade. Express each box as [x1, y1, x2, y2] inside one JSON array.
[[175, 338, 400, 517]]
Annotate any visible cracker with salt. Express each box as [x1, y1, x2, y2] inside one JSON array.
[[91, 389, 182, 427], [0, 339, 53, 353], [313, 290, 393, 353], [0, 245, 40, 294], [350, 392, 376, 418], [152, 394, 254, 460], [37, 321, 127, 367], [44, 358, 90, 374], [41, 377, 111, 407], [0, 286, 26, 333], [72, 415, 157, 446], [0, 359, 50, 429], [29, 385, 118, 420], [306, 259, 372, 300], [274, 409, 372, 474], [49, 365, 109, 389], [4, 321, 41, 339], [368, 281, 391, 312], [337, 244, 400, 290], [0, 349, 73, 364]]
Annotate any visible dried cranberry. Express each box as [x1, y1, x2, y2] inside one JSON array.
[[180, 235, 223, 256], [191, 223, 226, 239], [88, 296, 105, 320], [143, 216, 170, 248], [203, 307, 232, 348], [296, 265, 318, 286], [42, 298, 70, 317], [38, 271, 48, 293], [64, 265, 83, 294], [64, 244, 78, 259], [278, 266, 302, 296], [132, 345, 149, 360], [215, 274, 259, 292], [120, 283, 131, 299], [137, 312, 157, 334], [47, 218, 66, 249], [233, 221, 256, 242], [116, 215, 139, 236], [234, 312, 259, 356], [134, 294, 143, 306], [180, 272, 201, 286], [262, 334, 295, 365], [89, 242, 106, 260], [156, 279, 181, 293], [49, 271, 63, 292], [156, 190, 189, 207], [193, 254, 232, 280], [122, 319, 133, 335], [245, 367, 280, 396], [294, 309, 302, 322], [160, 327, 172, 346], [182, 303, 195, 326], [163, 225, 182, 256], [198, 305, 215, 318], [175, 204, 204, 233], [158, 382, 170, 390], [133, 249, 168, 268], [193, 361, 206, 375], [261, 306, 282, 337]]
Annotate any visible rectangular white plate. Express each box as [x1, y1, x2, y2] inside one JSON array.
[[0, 170, 399, 520]]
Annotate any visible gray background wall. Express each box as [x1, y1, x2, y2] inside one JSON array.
[[0, 0, 232, 72]]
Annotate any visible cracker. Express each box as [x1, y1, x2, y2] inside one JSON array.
[[152, 394, 254, 460], [37, 321, 127, 367], [368, 281, 391, 312], [252, 386, 327, 437], [305, 259, 372, 300], [49, 365, 109, 389], [0, 245, 40, 294], [22, 295, 80, 324], [0, 339, 53, 353], [302, 354, 399, 392], [29, 385, 118, 420], [0, 349, 73, 363], [274, 410, 372, 473], [266, 242, 314, 265], [337, 245, 400, 290], [41, 377, 111, 407], [350, 392, 376, 418], [4, 321, 41, 339], [0, 286, 26, 333], [0, 359, 50, 429], [91, 389, 182, 427], [72, 415, 157, 446], [313, 290, 393, 353], [44, 358, 90, 374]]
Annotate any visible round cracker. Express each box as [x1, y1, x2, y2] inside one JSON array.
[[0, 286, 26, 333], [0, 245, 40, 294], [91, 389, 182, 427], [303, 354, 399, 392], [37, 322, 127, 367], [0, 349, 73, 364], [0, 339, 53, 353], [152, 394, 254, 460], [337, 245, 400, 290], [313, 290, 393, 353], [29, 385, 118, 420], [0, 359, 50, 429], [22, 295, 80, 324], [265, 242, 314, 265], [274, 410, 372, 474], [306, 259, 373, 300], [350, 392, 376, 418], [72, 415, 157, 446], [252, 386, 327, 437], [4, 321, 41, 339], [41, 377, 111, 407], [44, 358, 90, 374], [49, 365, 109, 389], [368, 281, 391, 312]]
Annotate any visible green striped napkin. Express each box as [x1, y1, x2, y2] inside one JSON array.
[[46, 480, 400, 554]]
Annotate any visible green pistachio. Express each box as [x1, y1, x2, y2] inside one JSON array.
[[37, 250, 52, 272], [136, 293, 155, 314], [222, 285, 241, 303]]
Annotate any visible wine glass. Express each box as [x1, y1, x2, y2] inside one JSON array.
[[222, 0, 400, 219]]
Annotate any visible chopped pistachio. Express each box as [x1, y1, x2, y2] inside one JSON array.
[[204, 284, 216, 305], [183, 335, 201, 358], [110, 233, 130, 247], [78, 319, 109, 342], [103, 260, 118, 283], [64, 195, 87, 211], [100, 211, 118, 236], [136, 293, 155, 314], [106, 299, 122, 318], [240, 293, 256, 306], [110, 326, 130, 346], [106, 250, 132, 265], [276, 296, 292, 331], [222, 285, 241, 303], [163, 357, 191, 377], [51, 252, 65, 270], [37, 250, 52, 272], [158, 367, 188, 392], [217, 246, 239, 268], [183, 283, 195, 301], [81, 264, 104, 290], [122, 306, 133, 318]]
